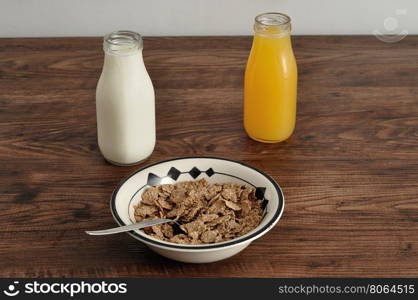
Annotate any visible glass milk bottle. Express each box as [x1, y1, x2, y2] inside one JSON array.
[[244, 13, 298, 143], [96, 31, 155, 165]]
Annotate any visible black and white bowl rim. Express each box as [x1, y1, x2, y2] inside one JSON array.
[[110, 156, 285, 250]]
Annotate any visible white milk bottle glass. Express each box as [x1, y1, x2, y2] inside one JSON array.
[[96, 31, 155, 165]]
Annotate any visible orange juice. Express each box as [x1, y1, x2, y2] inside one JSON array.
[[244, 13, 297, 143]]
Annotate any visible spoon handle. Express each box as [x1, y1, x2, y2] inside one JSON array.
[[85, 219, 173, 236]]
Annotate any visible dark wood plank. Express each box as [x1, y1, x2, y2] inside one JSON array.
[[0, 36, 417, 277]]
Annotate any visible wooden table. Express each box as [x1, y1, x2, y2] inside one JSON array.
[[0, 36, 417, 277]]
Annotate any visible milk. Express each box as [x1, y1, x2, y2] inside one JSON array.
[[96, 31, 155, 165]]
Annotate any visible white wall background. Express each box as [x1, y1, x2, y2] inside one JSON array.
[[0, 0, 416, 37]]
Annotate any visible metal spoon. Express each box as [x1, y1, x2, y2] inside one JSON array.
[[85, 219, 174, 236]]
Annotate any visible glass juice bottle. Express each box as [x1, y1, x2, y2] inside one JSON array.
[[244, 12, 298, 143]]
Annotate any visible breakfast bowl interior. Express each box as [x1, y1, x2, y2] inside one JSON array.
[[110, 157, 284, 260]]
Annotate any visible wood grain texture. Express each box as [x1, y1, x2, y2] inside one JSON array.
[[0, 36, 417, 277]]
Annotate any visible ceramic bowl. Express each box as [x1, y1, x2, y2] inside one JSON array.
[[110, 156, 284, 263]]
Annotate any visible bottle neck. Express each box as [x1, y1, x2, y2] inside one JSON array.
[[254, 12, 291, 38], [103, 30, 143, 57], [104, 47, 142, 59], [103, 49, 144, 73]]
